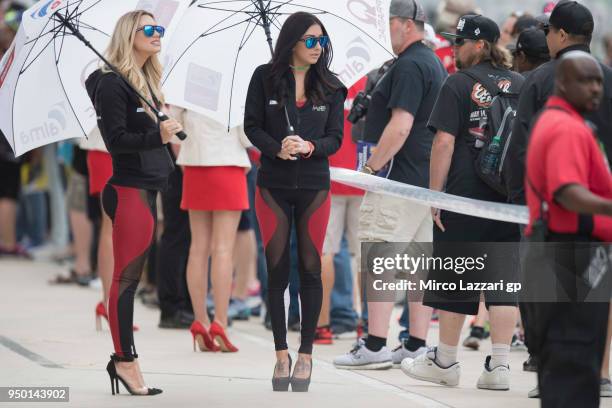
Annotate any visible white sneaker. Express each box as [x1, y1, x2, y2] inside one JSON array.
[[391, 343, 428, 368], [528, 386, 540, 398], [601, 379, 612, 397], [400, 347, 461, 386], [333, 330, 358, 340], [88, 277, 102, 290], [333, 342, 392, 370], [477, 356, 510, 391]]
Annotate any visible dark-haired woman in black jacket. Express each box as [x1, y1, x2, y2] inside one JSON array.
[[244, 11, 347, 393]]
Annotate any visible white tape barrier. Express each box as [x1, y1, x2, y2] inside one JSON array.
[[331, 167, 529, 225]]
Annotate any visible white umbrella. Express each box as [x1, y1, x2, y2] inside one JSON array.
[[0, 0, 188, 156], [162, 0, 394, 129]]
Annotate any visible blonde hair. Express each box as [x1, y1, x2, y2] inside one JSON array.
[[103, 10, 164, 116], [482, 41, 513, 70]]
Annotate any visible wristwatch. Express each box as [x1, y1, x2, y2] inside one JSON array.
[[361, 164, 376, 175]]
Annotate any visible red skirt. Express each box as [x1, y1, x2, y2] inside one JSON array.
[[87, 151, 113, 196], [181, 166, 248, 211]]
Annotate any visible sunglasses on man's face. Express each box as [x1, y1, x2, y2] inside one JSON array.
[[542, 24, 560, 37], [137, 25, 165, 38], [299, 35, 329, 49], [453, 37, 472, 47]]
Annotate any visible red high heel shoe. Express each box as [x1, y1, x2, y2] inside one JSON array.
[[190, 321, 220, 352], [95, 302, 139, 332], [209, 321, 238, 352]]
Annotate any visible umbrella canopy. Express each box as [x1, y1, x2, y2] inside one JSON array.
[[162, 0, 394, 129], [0, 0, 188, 156]]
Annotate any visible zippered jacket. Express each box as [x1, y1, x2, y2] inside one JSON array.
[[86, 69, 174, 191], [244, 63, 347, 189]]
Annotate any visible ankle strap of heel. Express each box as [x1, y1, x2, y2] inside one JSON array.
[[110, 353, 136, 362]]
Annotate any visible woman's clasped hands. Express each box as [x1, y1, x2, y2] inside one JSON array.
[[277, 135, 312, 160]]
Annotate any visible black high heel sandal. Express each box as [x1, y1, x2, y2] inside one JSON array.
[[290, 358, 312, 392], [271, 354, 292, 392], [106, 354, 162, 396]]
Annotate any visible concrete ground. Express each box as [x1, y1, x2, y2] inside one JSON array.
[[1, 258, 610, 408]]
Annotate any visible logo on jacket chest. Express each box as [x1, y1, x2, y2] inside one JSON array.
[[312, 105, 327, 112]]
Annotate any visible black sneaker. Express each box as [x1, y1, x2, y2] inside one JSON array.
[[523, 355, 538, 372], [462, 326, 485, 350], [158, 310, 194, 329]]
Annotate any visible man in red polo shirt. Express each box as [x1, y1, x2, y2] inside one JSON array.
[[526, 53, 612, 242], [526, 50, 612, 408]]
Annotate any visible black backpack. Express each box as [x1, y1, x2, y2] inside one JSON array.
[[460, 69, 520, 197]]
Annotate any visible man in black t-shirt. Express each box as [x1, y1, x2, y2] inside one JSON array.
[[362, 43, 447, 188], [401, 14, 523, 391], [333, 0, 447, 371], [506, 1, 612, 206]]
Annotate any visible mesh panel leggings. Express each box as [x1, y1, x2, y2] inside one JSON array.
[[255, 187, 330, 354], [102, 184, 157, 358]]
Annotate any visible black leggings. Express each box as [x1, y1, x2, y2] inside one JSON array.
[[255, 188, 330, 354], [102, 184, 157, 358]]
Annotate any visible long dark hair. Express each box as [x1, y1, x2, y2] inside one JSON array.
[[268, 12, 340, 106]]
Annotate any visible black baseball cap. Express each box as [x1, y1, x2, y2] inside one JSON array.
[[514, 28, 550, 59], [535, 13, 550, 27], [548, 1, 594, 37], [441, 14, 500, 43], [513, 15, 539, 35]]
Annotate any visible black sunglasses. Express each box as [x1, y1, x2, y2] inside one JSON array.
[[137, 25, 165, 38], [453, 37, 473, 47], [299, 35, 329, 49]]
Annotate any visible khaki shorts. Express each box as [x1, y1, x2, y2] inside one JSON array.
[[359, 192, 433, 280], [323, 195, 363, 255], [358, 192, 433, 242], [67, 172, 88, 213]]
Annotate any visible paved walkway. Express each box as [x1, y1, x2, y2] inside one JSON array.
[[1, 258, 610, 408]]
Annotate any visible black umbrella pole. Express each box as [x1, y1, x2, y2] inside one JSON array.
[[54, 13, 187, 140], [257, 0, 274, 56], [254, 0, 295, 137]]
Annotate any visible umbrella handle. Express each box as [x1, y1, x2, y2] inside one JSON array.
[[158, 112, 187, 141]]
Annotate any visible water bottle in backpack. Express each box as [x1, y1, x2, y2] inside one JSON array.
[[481, 135, 502, 175]]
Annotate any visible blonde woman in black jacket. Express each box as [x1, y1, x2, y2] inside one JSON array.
[[86, 10, 182, 396]]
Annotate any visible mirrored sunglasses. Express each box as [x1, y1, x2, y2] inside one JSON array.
[[137, 25, 165, 38], [300, 36, 329, 49]]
